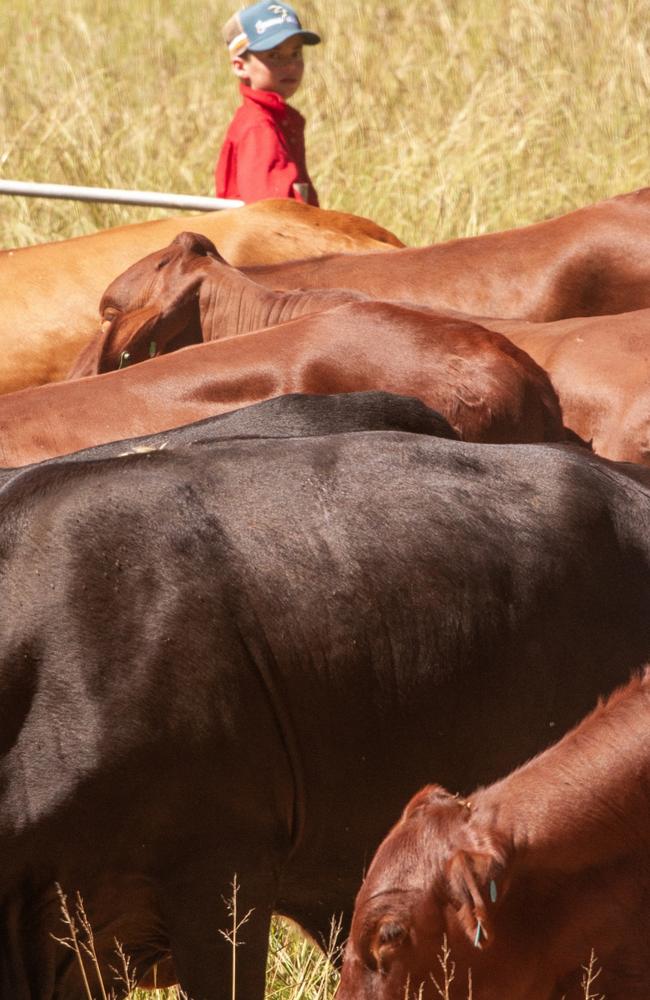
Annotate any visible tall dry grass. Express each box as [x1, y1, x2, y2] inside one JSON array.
[[56, 908, 339, 1000], [1, 0, 650, 247]]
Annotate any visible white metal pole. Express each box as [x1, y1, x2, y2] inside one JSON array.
[[0, 179, 244, 212]]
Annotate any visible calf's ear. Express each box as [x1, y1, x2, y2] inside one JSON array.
[[66, 307, 157, 378], [445, 847, 508, 949], [98, 305, 164, 372], [401, 784, 452, 822]]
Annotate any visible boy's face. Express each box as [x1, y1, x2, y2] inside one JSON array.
[[232, 37, 304, 99]]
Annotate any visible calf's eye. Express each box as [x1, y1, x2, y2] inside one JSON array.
[[378, 921, 407, 946], [370, 919, 408, 973]]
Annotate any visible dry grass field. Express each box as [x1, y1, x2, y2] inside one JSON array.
[[0, 1, 646, 996], [2, 0, 650, 249]]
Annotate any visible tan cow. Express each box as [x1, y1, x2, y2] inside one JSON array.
[[0, 199, 403, 395]]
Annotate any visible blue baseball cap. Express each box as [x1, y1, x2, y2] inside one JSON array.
[[223, 2, 321, 56]]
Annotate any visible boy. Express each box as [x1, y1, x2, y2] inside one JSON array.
[[215, 2, 321, 205]]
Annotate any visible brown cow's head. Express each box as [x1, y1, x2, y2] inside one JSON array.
[[100, 231, 225, 318], [337, 785, 514, 1000], [68, 233, 226, 378]]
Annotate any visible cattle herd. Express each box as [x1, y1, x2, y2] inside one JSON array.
[[0, 188, 649, 1000]]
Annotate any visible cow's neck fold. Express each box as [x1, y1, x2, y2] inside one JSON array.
[[198, 262, 365, 339], [197, 264, 283, 339]]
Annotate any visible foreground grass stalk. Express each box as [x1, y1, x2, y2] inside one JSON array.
[[52, 884, 96, 1000], [75, 894, 110, 1000], [431, 935, 455, 999], [219, 874, 254, 1000], [581, 949, 605, 1000], [110, 939, 138, 997]]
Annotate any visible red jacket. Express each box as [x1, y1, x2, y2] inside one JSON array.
[[215, 84, 319, 206]]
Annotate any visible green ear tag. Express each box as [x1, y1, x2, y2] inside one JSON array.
[[490, 879, 498, 903], [149, 341, 157, 358], [473, 919, 484, 948]]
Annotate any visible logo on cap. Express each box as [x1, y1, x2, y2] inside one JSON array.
[[255, 4, 298, 34]]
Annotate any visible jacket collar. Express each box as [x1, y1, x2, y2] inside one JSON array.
[[240, 82, 301, 119]]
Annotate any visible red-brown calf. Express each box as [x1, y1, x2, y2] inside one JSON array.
[[338, 669, 650, 1000], [68, 232, 364, 377], [0, 199, 402, 394]]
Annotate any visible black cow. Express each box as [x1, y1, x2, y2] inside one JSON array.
[[48, 390, 459, 461], [0, 430, 649, 999]]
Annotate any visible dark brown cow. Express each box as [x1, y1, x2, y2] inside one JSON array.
[[245, 187, 650, 320], [0, 199, 402, 395], [337, 668, 650, 1000], [2, 431, 650, 999], [0, 300, 564, 467], [479, 309, 650, 465]]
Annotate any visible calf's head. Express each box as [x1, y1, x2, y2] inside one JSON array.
[[100, 230, 224, 317], [68, 232, 224, 378], [337, 785, 513, 1000]]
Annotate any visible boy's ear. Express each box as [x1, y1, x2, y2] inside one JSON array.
[[230, 56, 249, 80]]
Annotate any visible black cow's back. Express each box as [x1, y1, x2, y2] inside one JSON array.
[[0, 391, 457, 481]]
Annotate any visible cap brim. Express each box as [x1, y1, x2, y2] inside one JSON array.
[[247, 27, 321, 51]]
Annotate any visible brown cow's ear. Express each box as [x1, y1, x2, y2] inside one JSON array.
[[369, 918, 409, 973], [401, 784, 452, 823], [98, 306, 163, 373], [445, 848, 508, 949], [65, 311, 129, 379]]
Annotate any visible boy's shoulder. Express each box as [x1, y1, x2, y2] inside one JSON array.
[[225, 90, 303, 139], [224, 101, 278, 142]]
